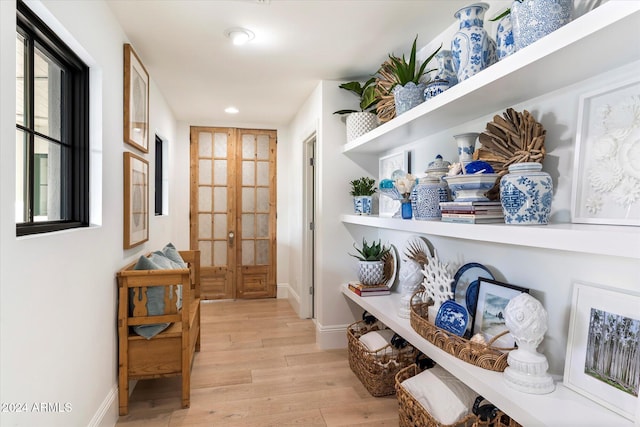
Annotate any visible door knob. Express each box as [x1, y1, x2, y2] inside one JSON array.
[[228, 231, 235, 246]]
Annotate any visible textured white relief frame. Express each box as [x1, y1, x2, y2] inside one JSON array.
[[564, 282, 640, 421], [571, 77, 640, 226], [378, 150, 410, 217]]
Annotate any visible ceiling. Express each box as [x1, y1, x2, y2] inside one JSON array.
[[107, 0, 477, 127]]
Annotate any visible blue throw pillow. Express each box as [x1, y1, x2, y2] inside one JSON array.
[[161, 242, 187, 267], [130, 255, 171, 339]]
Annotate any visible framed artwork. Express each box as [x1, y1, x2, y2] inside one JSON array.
[[123, 44, 149, 153], [564, 282, 640, 420], [571, 76, 640, 226], [471, 278, 529, 349], [124, 152, 149, 249], [379, 150, 411, 217]]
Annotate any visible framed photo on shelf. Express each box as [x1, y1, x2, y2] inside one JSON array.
[[471, 278, 529, 349], [123, 152, 149, 249], [123, 43, 149, 153], [564, 281, 640, 420], [571, 76, 640, 226], [378, 150, 411, 217]]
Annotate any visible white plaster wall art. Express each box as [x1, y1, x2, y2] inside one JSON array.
[[571, 77, 640, 226]]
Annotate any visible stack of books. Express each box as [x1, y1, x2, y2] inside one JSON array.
[[347, 281, 391, 297], [439, 201, 504, 224]]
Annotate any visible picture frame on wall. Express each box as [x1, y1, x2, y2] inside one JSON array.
[[124, 152, 149, 249], [123, 43, 149, 153], [471, 278, 529, 349], [564, 281, 640, 420], [571, 76, 640, 226], [378, 150, 411, 217]]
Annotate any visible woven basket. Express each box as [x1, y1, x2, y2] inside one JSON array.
[[396, 364, 522, 427], [347, 319, 418, 397], [410, 289, 512, 372]]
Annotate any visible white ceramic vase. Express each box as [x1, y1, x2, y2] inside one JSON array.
[[358, 260, 385, 286], [345, 112, 378, 142]]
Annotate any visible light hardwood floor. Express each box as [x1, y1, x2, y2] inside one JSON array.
[[116, 299, 399, 427]]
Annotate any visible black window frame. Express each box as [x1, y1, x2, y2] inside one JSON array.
[[16, 0, 89, 237]]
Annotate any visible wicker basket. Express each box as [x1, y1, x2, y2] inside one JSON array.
[[410, 289, 512, 372], [347, 319, 418, 397], [396, 364, 522, 427]]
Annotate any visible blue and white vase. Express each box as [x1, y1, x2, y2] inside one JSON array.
[[393, 82, 427, 115], [434, 50, 458, 87], [353, 195, 372, 215], [500, 162, 553, 225], [454, 132, 478, 164], [451, 2, 497, 82], [495, 13, 515, 60], [511, 0, 572, 51]]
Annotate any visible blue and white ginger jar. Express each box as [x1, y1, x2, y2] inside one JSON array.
[[451, 2, 497, 82], [511, 0, 572, 51], [500, 162, 553, 225], [412, 177, 450, 221]]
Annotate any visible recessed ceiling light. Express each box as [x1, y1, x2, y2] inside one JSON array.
[[224, 27, 255, 46], [225, 106, 239, 114]]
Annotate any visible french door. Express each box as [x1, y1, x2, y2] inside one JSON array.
[[190, 127, 277, 299]]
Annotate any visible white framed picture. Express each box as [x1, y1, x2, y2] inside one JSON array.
[[571, 77, 640, 226], [379, 150, 410, 217], [564, 281, 640, 420]]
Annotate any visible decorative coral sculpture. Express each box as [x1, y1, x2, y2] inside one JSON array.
[[420, 249, 453, 313]]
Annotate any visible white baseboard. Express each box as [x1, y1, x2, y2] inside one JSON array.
[[315, 322, 348, 349], [286, 284, 301, 317], [88, 385, 118, 427], [277, 282, 289, 299]]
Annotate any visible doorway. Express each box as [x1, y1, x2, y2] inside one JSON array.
[[301, 133, 316, 319], [190, 126, 277, 300]]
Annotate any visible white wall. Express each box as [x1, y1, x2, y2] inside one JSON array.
[[0, 1, 179, 425]]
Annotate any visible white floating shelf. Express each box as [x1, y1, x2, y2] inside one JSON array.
[[341, 285, 633, 427], [342, 2, 640, 155], [341, 214, 640, 259]]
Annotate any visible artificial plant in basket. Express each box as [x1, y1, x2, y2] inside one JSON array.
[[350, 238, 391, 286], [350, 177, 376, 215], [334, 78, 381, 142]]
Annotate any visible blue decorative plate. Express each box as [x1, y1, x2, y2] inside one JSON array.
[[452, 263, 495, 318], [435, 300, 469, 336]]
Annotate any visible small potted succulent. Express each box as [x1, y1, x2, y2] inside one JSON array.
[[350, 176, 376, 215], [384, 36, 441, 115], [334, 78, 381, 142], [349, 238, 391, 285]]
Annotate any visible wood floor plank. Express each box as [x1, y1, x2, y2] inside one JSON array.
[[116, 299, 399, 427]]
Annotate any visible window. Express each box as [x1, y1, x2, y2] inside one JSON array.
[[154, 135, 163, 216], [16, 1, 89, 236]]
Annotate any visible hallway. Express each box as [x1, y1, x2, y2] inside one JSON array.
[[116, 299, 399, 426]]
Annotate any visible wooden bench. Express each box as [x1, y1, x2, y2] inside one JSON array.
[[117, 250, 201, 416]]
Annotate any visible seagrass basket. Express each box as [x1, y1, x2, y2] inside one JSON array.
[[347, 319, 418, 397], [395, 364, 522, 427], [410, 288, 512, 372]]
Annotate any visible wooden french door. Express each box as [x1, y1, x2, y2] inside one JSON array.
[[190, 127, 277, 300]]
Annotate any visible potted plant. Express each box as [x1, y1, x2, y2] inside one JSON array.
[[385, 36, 441, 115], [349, 238, 391, 285], [350, 176, 376, 215], [334, 78, 381, 142]]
